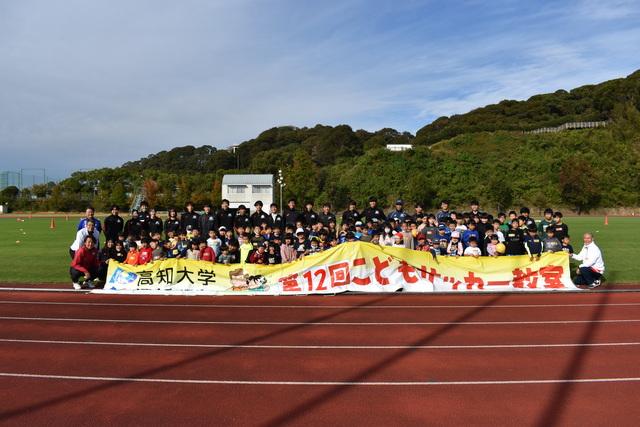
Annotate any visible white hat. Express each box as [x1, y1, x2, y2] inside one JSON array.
[[295, 228, 305, 235], [355, 221, 363, 226]]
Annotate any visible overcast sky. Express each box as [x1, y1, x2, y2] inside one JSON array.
[[1, 0, 639, 181]]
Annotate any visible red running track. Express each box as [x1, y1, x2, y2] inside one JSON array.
[[0, 289, 640, 426]]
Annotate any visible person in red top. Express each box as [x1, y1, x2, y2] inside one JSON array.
[[70, 236, 100, 290], [199, 241, 216, 263], [125, 242, 140, 265], [248, 245, 267, 264], [138, 239, 153, 265]]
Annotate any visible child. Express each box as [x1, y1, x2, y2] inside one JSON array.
[[125, 242, 140, 265], [294, 228, 310, 258], [308, 237, 322, 254], [523, 225, 543, 261], [561, 235, 574, 254], [239, 235, 254, 264], [199, 241, 216, 263], [113, 241, 127, 263], [266, 244, 281, 265], [447, 232, 464, 256], [186, 241, 200, 260], [218, 246, 233, 265], [486, 234, 500, 257], [138, 239, 153, 265], [543, 228, 562, 253], [280, 234, 298, 263], [248, 245, 267, 264], [150, 239, 164, 261], [463, 237, 482, 258], [462, 221, 479, 248], [391, 232, 405, 248]]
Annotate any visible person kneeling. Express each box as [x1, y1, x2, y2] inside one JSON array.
[[70, 236, 100, 290]]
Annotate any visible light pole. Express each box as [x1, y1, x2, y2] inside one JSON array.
[[277, 169, 285, 214]]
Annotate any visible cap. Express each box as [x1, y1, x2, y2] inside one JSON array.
[[355, 221, 363, 226], [372, 218, 379, 223], [295, 228, 305, 235], [395, 199, 404, 205], [417, 233, 426, 240], [451, 231, 460, 238], [218, 226, 227, 231], [438, 224, 447, 230], [254, 200, 263, 207]]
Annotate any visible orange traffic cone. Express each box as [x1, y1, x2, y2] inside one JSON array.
[[604, 215, 609, 226], [50, 218, 56, 229]]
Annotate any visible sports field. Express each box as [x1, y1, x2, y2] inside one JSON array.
[[0, 216, 638, 284]]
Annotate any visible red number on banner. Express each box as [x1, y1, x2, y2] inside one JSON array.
[[303, 269, 328, 291]]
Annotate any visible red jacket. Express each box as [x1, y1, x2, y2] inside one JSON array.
[[200, 246, 216, 262], [138, 247, 153, 265], [71, 247, 100, 274]]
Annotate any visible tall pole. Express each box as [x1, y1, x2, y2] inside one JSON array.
[[277, 169, 285, 214]]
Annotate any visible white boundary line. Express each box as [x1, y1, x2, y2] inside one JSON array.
[[1, 372, 640, 386], [1, 337, 639, 350], [2, 300, 640, 309], [1, 315, 639, 326]]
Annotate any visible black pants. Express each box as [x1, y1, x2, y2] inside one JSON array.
[[70, 266, 98, 283], [574, 267, 602, 286]]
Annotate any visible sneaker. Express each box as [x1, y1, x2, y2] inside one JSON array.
[[83, 280, 95, 289], [591, 279, 602, 288], [72, 282, 82, 290]]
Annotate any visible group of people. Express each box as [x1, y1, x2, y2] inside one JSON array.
[[68, 197, 605, 289]]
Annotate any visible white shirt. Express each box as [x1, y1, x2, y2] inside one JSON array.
[[572, 242, 605, 273], [464, 246, 482, 257], [70, 228, 100, 251]]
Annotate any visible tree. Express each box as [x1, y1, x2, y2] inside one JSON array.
[[559, 156, 601, 213], [285, 149, 320, 204]]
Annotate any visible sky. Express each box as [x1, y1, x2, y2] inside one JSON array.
[[1, 0, 639, 181]]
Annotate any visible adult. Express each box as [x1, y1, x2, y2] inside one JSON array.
[[362, 197, 385, 223], [181, 202, 200, 232], [104, 205, 124, 242], [70, 235, 100, 290], [77, 206, 102, 233], [341, 200, 360, 226], [70, 220, 100, 259], [124, 209, 143, 239], [267, 203, 284, 229], [147, 208, 164, 235], [137, 201, 150, 231], [164, 208, 181, 237], [387, 199, 408, 223], [284, 199, 302, 227], [216, 199, 235, 230], [318, 203, 336, 227], [436, 200, 451, 223], [250, 201, 270, 228], [572, 233, 605, 288], [199, 203, 217, 236]]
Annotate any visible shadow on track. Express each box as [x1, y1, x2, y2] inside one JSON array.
[[0, 295, 395, 422], [260, 294, 507, 426], [534, 291, 610, 427]]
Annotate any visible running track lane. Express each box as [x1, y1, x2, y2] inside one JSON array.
[[0, 291, 639, 426]]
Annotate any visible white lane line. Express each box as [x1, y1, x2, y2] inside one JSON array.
[[1, 316, 640, 326], [1, 372, 640, 386], [1, 300, 640, 309], [1, 338, 639, 350]]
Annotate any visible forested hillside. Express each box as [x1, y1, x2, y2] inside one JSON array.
[[2, 72, 640, 213]]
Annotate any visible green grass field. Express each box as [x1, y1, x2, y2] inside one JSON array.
[[0, 215, 638, 284]]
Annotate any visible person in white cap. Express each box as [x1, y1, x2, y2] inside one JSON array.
[[572, 232, 605, 288]]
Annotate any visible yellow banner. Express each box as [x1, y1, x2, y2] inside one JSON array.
[[102, 242, 577, 294]]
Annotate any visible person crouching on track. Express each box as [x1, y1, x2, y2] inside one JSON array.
[[572, 232, 605, 288], [70, 236, 100, 290]]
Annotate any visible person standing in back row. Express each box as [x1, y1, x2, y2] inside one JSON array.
[[104, 205, 124, 243], [572, 233, 605, 288]]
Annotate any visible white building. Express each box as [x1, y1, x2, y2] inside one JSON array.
[[386, 144, 413, 152], [222, 174, 274, 211]]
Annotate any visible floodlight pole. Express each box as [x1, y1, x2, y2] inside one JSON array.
[[277, 169, 285, 214]]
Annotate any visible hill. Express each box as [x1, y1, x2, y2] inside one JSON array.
[[3, 72, 640, 213], [415, 70, 640, 145]]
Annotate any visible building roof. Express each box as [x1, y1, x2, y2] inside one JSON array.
[[222, 174, 274, 185]]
